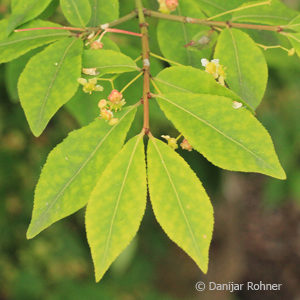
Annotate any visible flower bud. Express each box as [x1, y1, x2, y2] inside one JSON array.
[[158, 0, 178, 14], [90, 40, 103, 50], [108, 90, 123, 103], [166, 0, 178, 11], [180, 139, 193, 151], [98, 99, 107, 109], [100, 108, 113, 121]]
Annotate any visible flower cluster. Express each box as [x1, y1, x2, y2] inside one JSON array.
[[162, 135, 193, 151], [201, 58, 226, 86], [77, 77, 103, 94], [158, 0, 178, 14], [98, 90, 126, 126]]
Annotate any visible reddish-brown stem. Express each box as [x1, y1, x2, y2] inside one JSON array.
[[136, 0, 151, 134], [105, 28, 142, 37]]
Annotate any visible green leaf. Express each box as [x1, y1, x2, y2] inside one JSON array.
[[215, 28, 268, 110], [86, 134, 146, 282], [148, 136, 214, 273], [231, 0, 297, 25], [82, 49, 139, 75], [0, 20, 69, 64], [196, 0, 243, 17], [27, 106, 137, 239], [5, 48, 42, 102], [60, 0, 91, 27], [155, 66, 254, 113], [286, 15, 300, 58], [88, 0, 119, 27], [7, 0, 53, 34], [157, 0, 210, 67], [18, 37, 83, 137], [286, 14, 300, 32], [155, 92, 286, 180]]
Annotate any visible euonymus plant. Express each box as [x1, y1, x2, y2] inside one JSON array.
[[1, 0, 299, 282]]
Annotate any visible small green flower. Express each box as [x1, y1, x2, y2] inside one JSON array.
[[161, 135, 178, 150], [77, 78, 103, 94]]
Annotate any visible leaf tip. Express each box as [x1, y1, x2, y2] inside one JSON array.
[[276, 169, 287, 181], [26, 226, 36, 240]]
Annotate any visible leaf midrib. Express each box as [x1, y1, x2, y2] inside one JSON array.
[[92, 64, 138, 70], [177, 3, 192, 65], [151, 138, 203, 261], [232, 14, 292, 22], [36, 38, 76, 130], [228, 29, 245, 101], [69, 0, 86, 27], [154, 77, 253, 113], [100, 134, 143, 273], [29, 106, 135, 235], [157, 94, 277, 172], [91, 0, 98, 27], [0, 32, 69, 47]]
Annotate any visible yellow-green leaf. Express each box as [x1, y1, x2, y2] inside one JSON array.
[[286, 15, 300, 58], [231, 0, 297, 25], [148, 136, 214, 273], [0, 20, 69, 64], [155, 66, 254, 113], [7, 0, 53, 34], [60, 0, 91, 27], [215, 28, 268, 110], [88, 0, 119, 27], [157, 0, 210, 67], [18, 37, 83, 136], [82, 49, 139, 75], [27, 106, 137, 239], [155, 92, 286, 180], [86, 134, 147, 282]]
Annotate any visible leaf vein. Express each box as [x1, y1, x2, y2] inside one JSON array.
[[151, 137, 202, 260], [100, 134, 143, 269], [157, 94, 276, 171]]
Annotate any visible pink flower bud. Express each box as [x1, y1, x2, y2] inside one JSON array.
[[98, 99, 107, 109], [166, 0, 178, 11], [90, 40, 103, 50], [180, 139, 193, 151], [108, 90, 123, 103]]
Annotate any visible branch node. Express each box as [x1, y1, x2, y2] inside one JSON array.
[[139, 22, 149, 28], [185, 17, 193, 24], [143, 128, 150, 135], [143, 58, 150, 67], [100, 23, 109, 30], [226, 21, 232, 28]]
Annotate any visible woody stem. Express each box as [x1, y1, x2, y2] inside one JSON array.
[[143, 9, 284, 33], [136, 0, 151, 134]]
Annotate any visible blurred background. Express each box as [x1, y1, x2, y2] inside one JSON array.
[[0, 0, 300, 299]]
